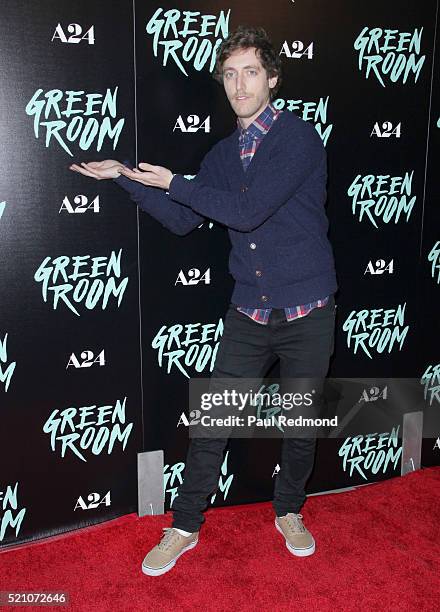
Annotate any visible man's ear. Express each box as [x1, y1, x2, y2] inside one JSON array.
[[268, 75, 278, 90]]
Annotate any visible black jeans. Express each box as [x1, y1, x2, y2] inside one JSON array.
[[172, 295, 336, 532]]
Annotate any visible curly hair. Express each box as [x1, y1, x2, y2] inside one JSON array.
[[213, 25, 282, 99]]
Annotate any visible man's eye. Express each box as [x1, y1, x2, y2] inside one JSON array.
[[248, 70, 257, 75]]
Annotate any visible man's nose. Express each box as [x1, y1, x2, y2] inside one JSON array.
[[235, 73, 244, 92]]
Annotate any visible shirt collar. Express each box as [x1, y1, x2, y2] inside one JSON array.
[[237, 102, 281, 140]]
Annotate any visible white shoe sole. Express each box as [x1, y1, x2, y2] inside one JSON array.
[[141, 538, 198, 576], [275, 519, 315, 557]]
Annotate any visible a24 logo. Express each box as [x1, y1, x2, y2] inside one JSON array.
[[59, 195, 100, 214], [371, 122, 401, 138], [280, 41, 314, 59], [173, 115, 210, 133], [52, 23, 95, 45], [67, 350, 105, 369], [364, 259, 394, 275], [74, 491, 111, 510], [359, 386, 388, 403], [175, 268, 211, 286]]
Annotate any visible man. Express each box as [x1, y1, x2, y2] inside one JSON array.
[[70, 25, 337, 576]]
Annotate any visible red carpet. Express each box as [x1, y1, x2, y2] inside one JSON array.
[[1, 467, 439, 611]]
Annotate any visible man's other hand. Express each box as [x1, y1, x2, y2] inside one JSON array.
[[69, 160, 125, 180], [118, 162, 174, 190]]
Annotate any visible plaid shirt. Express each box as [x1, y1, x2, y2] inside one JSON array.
[[236, 103, 329, 324]]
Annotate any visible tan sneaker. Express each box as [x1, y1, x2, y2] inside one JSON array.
[[275, 513, 315, 557], [141, 527, 199, 576]]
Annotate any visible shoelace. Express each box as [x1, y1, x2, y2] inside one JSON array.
[[157, 527, 181, 552], [284, 513, 306, 533]]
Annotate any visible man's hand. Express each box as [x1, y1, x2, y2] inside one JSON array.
[[69, 160, 125, 180], [118, 162, 174, 190]]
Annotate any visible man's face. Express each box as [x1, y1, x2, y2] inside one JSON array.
[[222, 46, 278, 129]]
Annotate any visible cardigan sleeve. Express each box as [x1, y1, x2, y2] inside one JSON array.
[[113, 160, 206, 236], [168, 123, 326, 232]]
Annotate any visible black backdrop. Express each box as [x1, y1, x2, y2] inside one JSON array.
[[0, 0, 438, 547]]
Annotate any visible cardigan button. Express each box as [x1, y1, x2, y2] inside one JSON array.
[[261, 295, 268, 302], [250, 243, 256, 250], [255, 270, 262, 277], [241, 186, 248, 192]]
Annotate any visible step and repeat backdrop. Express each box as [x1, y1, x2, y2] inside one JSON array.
[[1, 0, 439, 547]]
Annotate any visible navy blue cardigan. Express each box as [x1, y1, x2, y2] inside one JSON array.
[[114, 110, 337, 308]]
